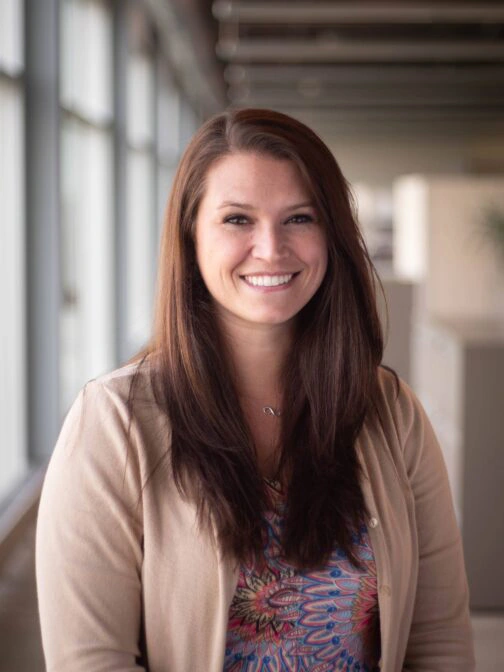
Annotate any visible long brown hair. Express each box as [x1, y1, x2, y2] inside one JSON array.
[[144, 108, 384, 568]]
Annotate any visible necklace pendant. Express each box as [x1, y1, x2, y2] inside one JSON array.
[[262, 405, 281, 417]]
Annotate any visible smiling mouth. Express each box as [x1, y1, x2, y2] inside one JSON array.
[[242, 273, 299, 288]]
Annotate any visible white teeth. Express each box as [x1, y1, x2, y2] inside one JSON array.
[[244, 274, 293, 287]]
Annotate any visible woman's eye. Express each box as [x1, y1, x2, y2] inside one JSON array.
[[224, 214, 249, 225], [286, 213, 314, 224]]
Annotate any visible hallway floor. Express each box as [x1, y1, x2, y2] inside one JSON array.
[[0, 520, 502, 671]]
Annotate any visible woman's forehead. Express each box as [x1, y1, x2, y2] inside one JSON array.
[[200, 152, 315, 206]]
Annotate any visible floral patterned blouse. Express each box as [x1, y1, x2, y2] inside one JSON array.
[[223, 479, 381, 672]]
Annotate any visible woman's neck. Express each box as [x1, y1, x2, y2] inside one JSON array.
[[218, 314, 293, 408], [217, 316, 292, 478]]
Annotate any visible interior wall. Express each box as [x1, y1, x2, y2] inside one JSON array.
[[324, 131, 504, 189]]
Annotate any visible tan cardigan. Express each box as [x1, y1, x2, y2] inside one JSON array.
[[36, 364, 475, 671]]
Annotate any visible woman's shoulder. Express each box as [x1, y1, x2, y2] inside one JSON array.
[[371, 366, 442, 470], [375, 365, 424, 428], [53, 359, 171, 490], [86, 358, 155, 404], [80, 357, 167, 425]]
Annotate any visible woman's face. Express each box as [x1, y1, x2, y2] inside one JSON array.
[[194, 151, 328, 333]]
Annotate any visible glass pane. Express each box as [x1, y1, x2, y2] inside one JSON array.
[[0, 79, 27, 498], [157, 163, 176, 241], [0, 0, 24, 73], [158, 66, 180, 160], [125, 150, 156, 355], [60, 117, 115, 411], [60, 0, 113, 122], [127, 51, 155, 146], [179, 96, 199, 151]]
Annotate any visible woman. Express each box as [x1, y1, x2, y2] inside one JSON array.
[[37, 108, 475, 671]]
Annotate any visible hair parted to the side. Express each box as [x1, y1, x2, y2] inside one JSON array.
[[142, 108, 386, 569]]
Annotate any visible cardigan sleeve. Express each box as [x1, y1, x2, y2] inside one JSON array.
[[394, 380, 475, 671], [36, 379, 146, 672]]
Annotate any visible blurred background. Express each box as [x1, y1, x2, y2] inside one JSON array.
[[1, 0, 503, 669]]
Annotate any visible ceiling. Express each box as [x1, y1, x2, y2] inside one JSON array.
[[179, 0, 504, 138]]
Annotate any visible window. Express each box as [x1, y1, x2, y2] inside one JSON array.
[[124, 6, 157, 356], [0, 0, 206, 501], [60, 0, 115, 410], [156, 62, 181, 238], [0, 0, 26, 498]]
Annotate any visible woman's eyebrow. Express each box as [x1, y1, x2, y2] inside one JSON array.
[[217, 200, 315, 211], [218, 201, 254, 210], [284, 201, 315, 211]]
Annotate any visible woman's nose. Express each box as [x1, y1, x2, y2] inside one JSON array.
[[252, 224, 288, 260]]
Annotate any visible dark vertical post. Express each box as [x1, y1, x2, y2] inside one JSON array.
[[113, 0, 129, 365], [152, 32, 161, 296], [25, 0, 61, 459]]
